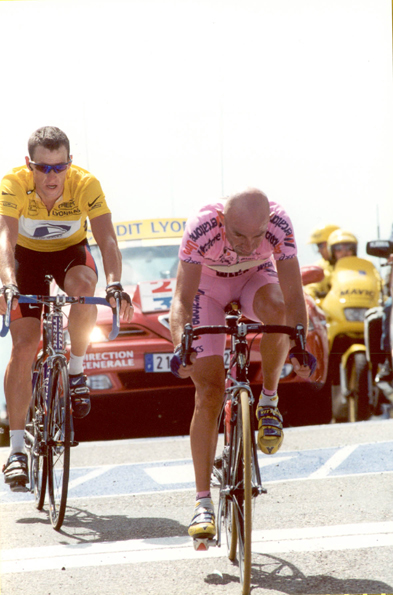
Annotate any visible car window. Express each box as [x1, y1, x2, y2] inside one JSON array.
[[90, 243, 180, 289]]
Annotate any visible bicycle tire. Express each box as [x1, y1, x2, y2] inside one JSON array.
[[240, 388, 252, 594], [224, 389, 253, 594], [347, 352, 369, 422], [47, 357, 71, 531], [25, 366, 47, 510]]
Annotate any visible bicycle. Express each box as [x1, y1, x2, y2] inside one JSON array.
[[180, 302, 307, 595], [1, 276, 120, 531]]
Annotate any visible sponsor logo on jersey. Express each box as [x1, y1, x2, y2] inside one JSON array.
[[189, 216, 220, 242], [270, 213, 293, 237], [183, 239, 199, 255], [192, 288, 205, 325], [283, 233, 296, 249], [33, 223, 72, 239], [28, 199, 40, 216], [197, 233, 221, 256], [265, 230, 280, 247], [0, 200, 17, 209], [88, 195, 102, 208], [52, 198, 82, 217]]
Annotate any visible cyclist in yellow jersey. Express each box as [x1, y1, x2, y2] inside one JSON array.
[[0, 126, 134, 491]]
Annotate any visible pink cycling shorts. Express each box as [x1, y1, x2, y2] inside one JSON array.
[[191, 261, 279, 359]]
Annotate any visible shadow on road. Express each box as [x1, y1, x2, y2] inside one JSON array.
[[17, 505, 189, 544], [205, 553, 393, 594]]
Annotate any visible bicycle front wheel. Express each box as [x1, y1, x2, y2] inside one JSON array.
[[47, 358, 71, 531], [25, 366, 47, 510], [224, 389, 253, 594], [240, 389, 252, 593]]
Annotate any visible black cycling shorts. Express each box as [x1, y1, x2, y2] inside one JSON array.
[[12, 240, 98, 321]]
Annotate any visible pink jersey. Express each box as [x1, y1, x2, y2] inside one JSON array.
[[179, 201, 297, 274]]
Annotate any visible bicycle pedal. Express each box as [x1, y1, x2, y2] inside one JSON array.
[[10, 481, 29, 493], [193, 537, 217, 551]]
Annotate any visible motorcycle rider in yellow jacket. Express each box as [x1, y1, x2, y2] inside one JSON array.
[[306, 224, 340, 301]]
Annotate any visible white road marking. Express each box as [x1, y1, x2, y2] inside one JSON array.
[[308, 444, 359, 479], [145, 464, 195, 484], [67, 465, 115, 491], [146, 456, 293, 485], [1, 521, 392, 574]]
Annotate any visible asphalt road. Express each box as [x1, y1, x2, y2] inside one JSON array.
[[1, 419, 393, 595]]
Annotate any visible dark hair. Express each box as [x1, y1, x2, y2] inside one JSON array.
[[28, 126, 70, 160]]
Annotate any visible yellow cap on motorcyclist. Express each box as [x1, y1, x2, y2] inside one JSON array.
[[308, 224, 340, 245], [327, 229, 358, 259]]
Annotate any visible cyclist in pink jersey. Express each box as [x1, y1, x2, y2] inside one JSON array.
[[170, 188, 316, 540]]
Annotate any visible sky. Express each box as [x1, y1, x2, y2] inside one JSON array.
[[0, 0, 392, 267]]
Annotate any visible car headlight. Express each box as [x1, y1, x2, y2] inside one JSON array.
[[89, 326, 108, 343], [344, 308, 368, 322], [86, 375, 113, 390]]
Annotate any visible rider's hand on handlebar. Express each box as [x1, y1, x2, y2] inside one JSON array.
[[0, 284, 20, 314], [105, 283, 134, 322], [170, 345, 197, 379], [289, 347, 317, 378]]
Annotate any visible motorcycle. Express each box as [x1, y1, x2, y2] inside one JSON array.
[[312, 255, 381, 422], [364, 239, 393, 417]]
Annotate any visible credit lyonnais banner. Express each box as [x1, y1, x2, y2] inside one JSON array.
[[87, 218, 187, 244]]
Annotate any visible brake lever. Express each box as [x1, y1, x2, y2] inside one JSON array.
[[295, 324, 308, 366], [181, 323, 193, 366]]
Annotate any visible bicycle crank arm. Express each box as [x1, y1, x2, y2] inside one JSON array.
[[192, 537, 218, 551]]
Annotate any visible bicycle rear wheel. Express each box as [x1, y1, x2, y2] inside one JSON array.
[[224, 389, 253, 594], [47, 358, 71, 530], [25, 366, 47, 509]]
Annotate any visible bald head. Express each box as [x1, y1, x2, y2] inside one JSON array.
[[224, 188, 270, 222], [223, 188, 270, 257]]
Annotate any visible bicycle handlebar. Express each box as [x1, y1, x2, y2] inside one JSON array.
[[180, 320, 307, 367], [0, 295, 120, 340]]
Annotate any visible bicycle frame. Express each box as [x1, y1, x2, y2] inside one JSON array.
[[1, 284, 120, 530], [181, 309, 305, 594]]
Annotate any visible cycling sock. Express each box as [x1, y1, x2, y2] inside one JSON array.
[[68, 353, 85, 375], [259, 388, 279, 408], [9, 430, 26, 456], [196, 491, 211, 500], [195, 497, 214, 512]]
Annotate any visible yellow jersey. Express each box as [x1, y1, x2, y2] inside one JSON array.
[[0, 164, 111, 252]]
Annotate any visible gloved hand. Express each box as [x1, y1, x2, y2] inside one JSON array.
[[289, 347, 317, 377], [105, 283, 132, 307], [170, 344, 197, 378], [170, 345, 184, 378]]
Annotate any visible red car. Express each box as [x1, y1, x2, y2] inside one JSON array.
[[74, 218, 329, 440]]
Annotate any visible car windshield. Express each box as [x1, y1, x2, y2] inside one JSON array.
[[90, 240, 180, 290]]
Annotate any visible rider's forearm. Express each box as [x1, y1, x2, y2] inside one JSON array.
[[0, 237, 17, 286], [285, 296, 308, 345], [170, 297, 193, 348], [100, 238, 123, 285]]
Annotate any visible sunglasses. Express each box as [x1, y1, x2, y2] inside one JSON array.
[[29, 161, 71, 174]]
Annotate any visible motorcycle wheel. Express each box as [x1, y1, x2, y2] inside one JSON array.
[[347, 352, 370, 422]]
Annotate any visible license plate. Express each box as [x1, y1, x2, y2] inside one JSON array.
[[145, 350, 231, 372], [145, 353, 172, 373]]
